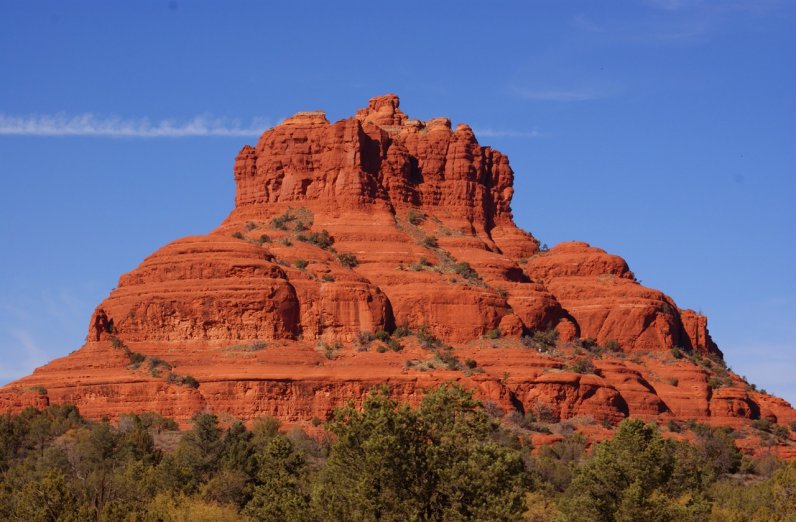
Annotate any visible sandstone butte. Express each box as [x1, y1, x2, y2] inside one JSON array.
[[2, 94, 794, 456]]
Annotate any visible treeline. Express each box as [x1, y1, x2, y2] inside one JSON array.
[[0, 385, 794, 521]]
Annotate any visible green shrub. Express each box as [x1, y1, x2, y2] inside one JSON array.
[[394, 324, 411, 338], [386, 339, 402, 352], [521, 329, 559, 352], [110, 336, 126, 350], [232, 231, 245, 240], [376, 345, 388, 353], [485, 328, 501, 340], [227, 340, 267, 352], [182, 375, 200, 388], [271, 211, 296, 230], [355, 331, 375, 350], [452, 261, 479, 281], [407, 209, 425, 225], [294, 259, 309, 270], [28, 385, 47, 395], [321, 274, 335, 282], [464, 358, 478, 369], [257, 234, 272, 244], [670, 346, 684, 359], [604, 339, 620, 352], [297, 229, 334, 249], [337, 252, 358, 268], [435, 347, 461, 370], [416, 326, 441, 349], [149, 357, 172, 377], [570, 357, 596, 374], [772, 424, 790, 439], [421, 236, 438, 248], [127, 351, 146, 367], [375, 330, 390, 342], [752, 418, 771, 432], [790, 421, 796, 432]]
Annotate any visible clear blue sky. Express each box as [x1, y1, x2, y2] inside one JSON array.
[[1, 1, 794, 403]]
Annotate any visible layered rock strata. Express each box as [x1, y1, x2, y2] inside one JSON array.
[[2, 94, 793, 454]]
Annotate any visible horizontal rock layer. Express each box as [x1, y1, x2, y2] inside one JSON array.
[[1, 94, 792, 454]]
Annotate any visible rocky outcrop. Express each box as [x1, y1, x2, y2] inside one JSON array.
[[1, 95, 793, 453]]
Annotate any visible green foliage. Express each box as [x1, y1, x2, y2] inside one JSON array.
[[355, 331, 375, 350], [561, 419, 711, 522], [394, 324, 411, 338], [336, 252, 358, 268], [270, 209, 310, 231], [375, 329, 390, 342], [294, 258, 309, 270], [407, 209, 425, 225], [127, 351, 146, 367], [245, 436, 312, 521], [149, 356, 172, 376], [296, 229, 334, 250], [452, 261, 480, 281], [486, 328, 501, 340], [0, 389, 789, 521], [226, 340, 267, 352], [174, 374, 200, 388], [528, 433, 588, 493], [522, 329, 559, 352], [772, 424, 790, 439], [570, 357, 596, 374], [416, 326, 442, 349], [752, 418, 771, 432], [232, 231, 245, 240], [257, 233, 272, 244], [314, 384, 527, 520], [421, 235, 439, 248]]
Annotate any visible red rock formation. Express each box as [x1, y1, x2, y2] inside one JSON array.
[[1, 94, 793, 454]]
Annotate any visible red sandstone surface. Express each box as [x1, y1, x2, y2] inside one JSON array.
[[2, 94, 793, 454]]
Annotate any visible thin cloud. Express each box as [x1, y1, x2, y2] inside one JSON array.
[[0, 113, 273, 138]]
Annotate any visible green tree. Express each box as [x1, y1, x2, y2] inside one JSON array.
[[244, 435, 312, 521], [313, 384, 527, 521], [156, 412, 223, 494], [561, 418, 709, 522]]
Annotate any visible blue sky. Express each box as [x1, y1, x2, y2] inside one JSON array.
[[1, 1, 794, 403]]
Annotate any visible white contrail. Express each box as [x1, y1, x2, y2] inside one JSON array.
[[0, 113, 273, 137]]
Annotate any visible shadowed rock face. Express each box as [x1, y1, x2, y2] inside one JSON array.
[[2, 95, 793, 451]]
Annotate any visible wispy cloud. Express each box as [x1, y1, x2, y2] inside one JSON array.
[[472, 128, 547, 139], [0, 329, 48, 382], [0, 113, 273, 138]]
